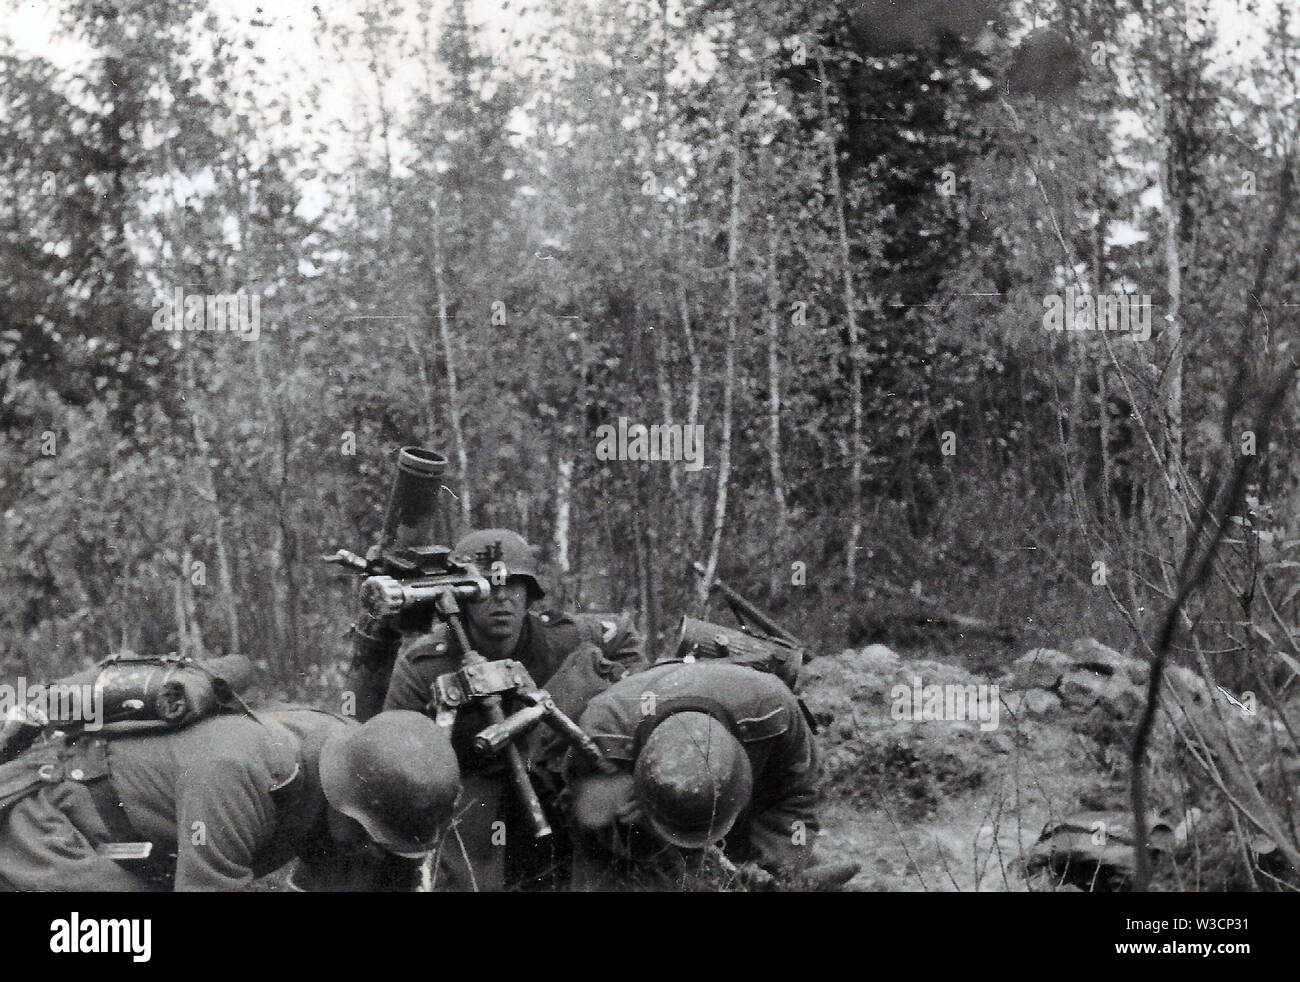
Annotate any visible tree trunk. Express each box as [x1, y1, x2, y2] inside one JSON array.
[[765, 216, 788, 520], [172, 555, 189, 658], [159, 125, 237, 657], [278, 412, 301, 669], [646, 518, 663, 658], [1159, 126, 1185, 560], [402, 319, 441, 445], [554, 455, 573, 603], [1092, 202, 1114, 528], [185, 354, 240, 655], [817, 58, 865, 590], [180, 546, 205, 658], [677, 280, 705, 544], [652, 321, 679, 497], [698, 116, 741, 608], [433, 201, 472, 530], [228, 108, 284, 664], [634, 508, 651, 637]]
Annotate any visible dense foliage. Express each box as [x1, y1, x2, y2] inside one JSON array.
[[3, 0, 1298, 707]]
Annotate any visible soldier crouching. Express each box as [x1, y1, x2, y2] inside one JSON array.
[[563, 659, 850, 891], [0, 708, 460, 891], [380, 528, 647, 891]]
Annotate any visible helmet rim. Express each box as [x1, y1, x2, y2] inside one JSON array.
[[453, 528, 546, 601], [633, 712, 753, 849], [319, 712, 459, 858]]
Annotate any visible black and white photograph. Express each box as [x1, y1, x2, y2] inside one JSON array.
[[0, 0, 1293, 959]]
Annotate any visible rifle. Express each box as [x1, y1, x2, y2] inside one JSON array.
[[690, 563, 821, 732], [325, 446, 604, 840], [692, 562, 803, 648]]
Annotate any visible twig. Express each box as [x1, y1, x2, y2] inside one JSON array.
[[1131, 369, 1296, 888]]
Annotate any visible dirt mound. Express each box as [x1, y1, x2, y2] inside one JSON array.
[[798, 638, 1295, 891], [803, 648, 1001, 823]]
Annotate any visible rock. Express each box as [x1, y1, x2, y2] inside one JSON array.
[[1059, 669, 1142, 718], [1282, 697, 1300, 730], [1162, 664, 1211, 703], [1001, 690, 1025, 717], [907, 658, 980, 688], [1172, 808, 1203, 846], [1079, 784, 1128, 811], [986, 731, 1014, 754], [1023, 688, 1061, 716], [1008, 647, 1072, 689], [1070, 638, 1149, 686], [858, 644, 901, 671], [1251, 835, 1276, 857], [1072, 704, 1132, 749], [1027, 810, 1174, 891]]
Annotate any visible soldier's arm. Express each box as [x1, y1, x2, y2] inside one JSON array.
[[563, 751, 638, 890], [382, 637, 441, 713], [554, 697, 634, 827], [745, 698, 821, 876], [594, 613, 647, 671], [527, 617, 644, 768], [173, 755, 277, 891]]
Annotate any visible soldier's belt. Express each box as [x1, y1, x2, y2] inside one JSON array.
[[0, 736, 151, 866]]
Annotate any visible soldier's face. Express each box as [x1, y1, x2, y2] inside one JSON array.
[[465, 579, 529, 645]]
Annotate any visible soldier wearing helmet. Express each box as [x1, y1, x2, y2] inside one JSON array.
[[381, 528, 647, 890], [0, 708, 460, 891], [564, 660, 822, 890]]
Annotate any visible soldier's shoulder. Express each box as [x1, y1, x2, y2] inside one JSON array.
[[534, 609, 629, 643], [585, 661, 671, 708], [577, 671, 639, 725], [689, 660, 796, 738], [169, 712, 303, 788], [531, 608, 566, 627], [258, 704, 355, 731], [404, 622, 456, 661], [690, 657, 786, 685]]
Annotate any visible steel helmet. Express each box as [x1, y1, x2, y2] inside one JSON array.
[[633, 711, 753, 849], [453, 528, 545, 601], [319, 710, 461, 858]]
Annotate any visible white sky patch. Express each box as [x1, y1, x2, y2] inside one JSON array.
[[4, 0, 546, 223], [3, 0, 1289, 233]]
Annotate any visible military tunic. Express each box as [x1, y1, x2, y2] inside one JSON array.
[[567, 661, 821, 887], [0, 707, 356, 892], [383, 609, 646, 890]]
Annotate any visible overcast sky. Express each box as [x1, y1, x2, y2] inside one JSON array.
[[2, 0, 1287, 233]]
